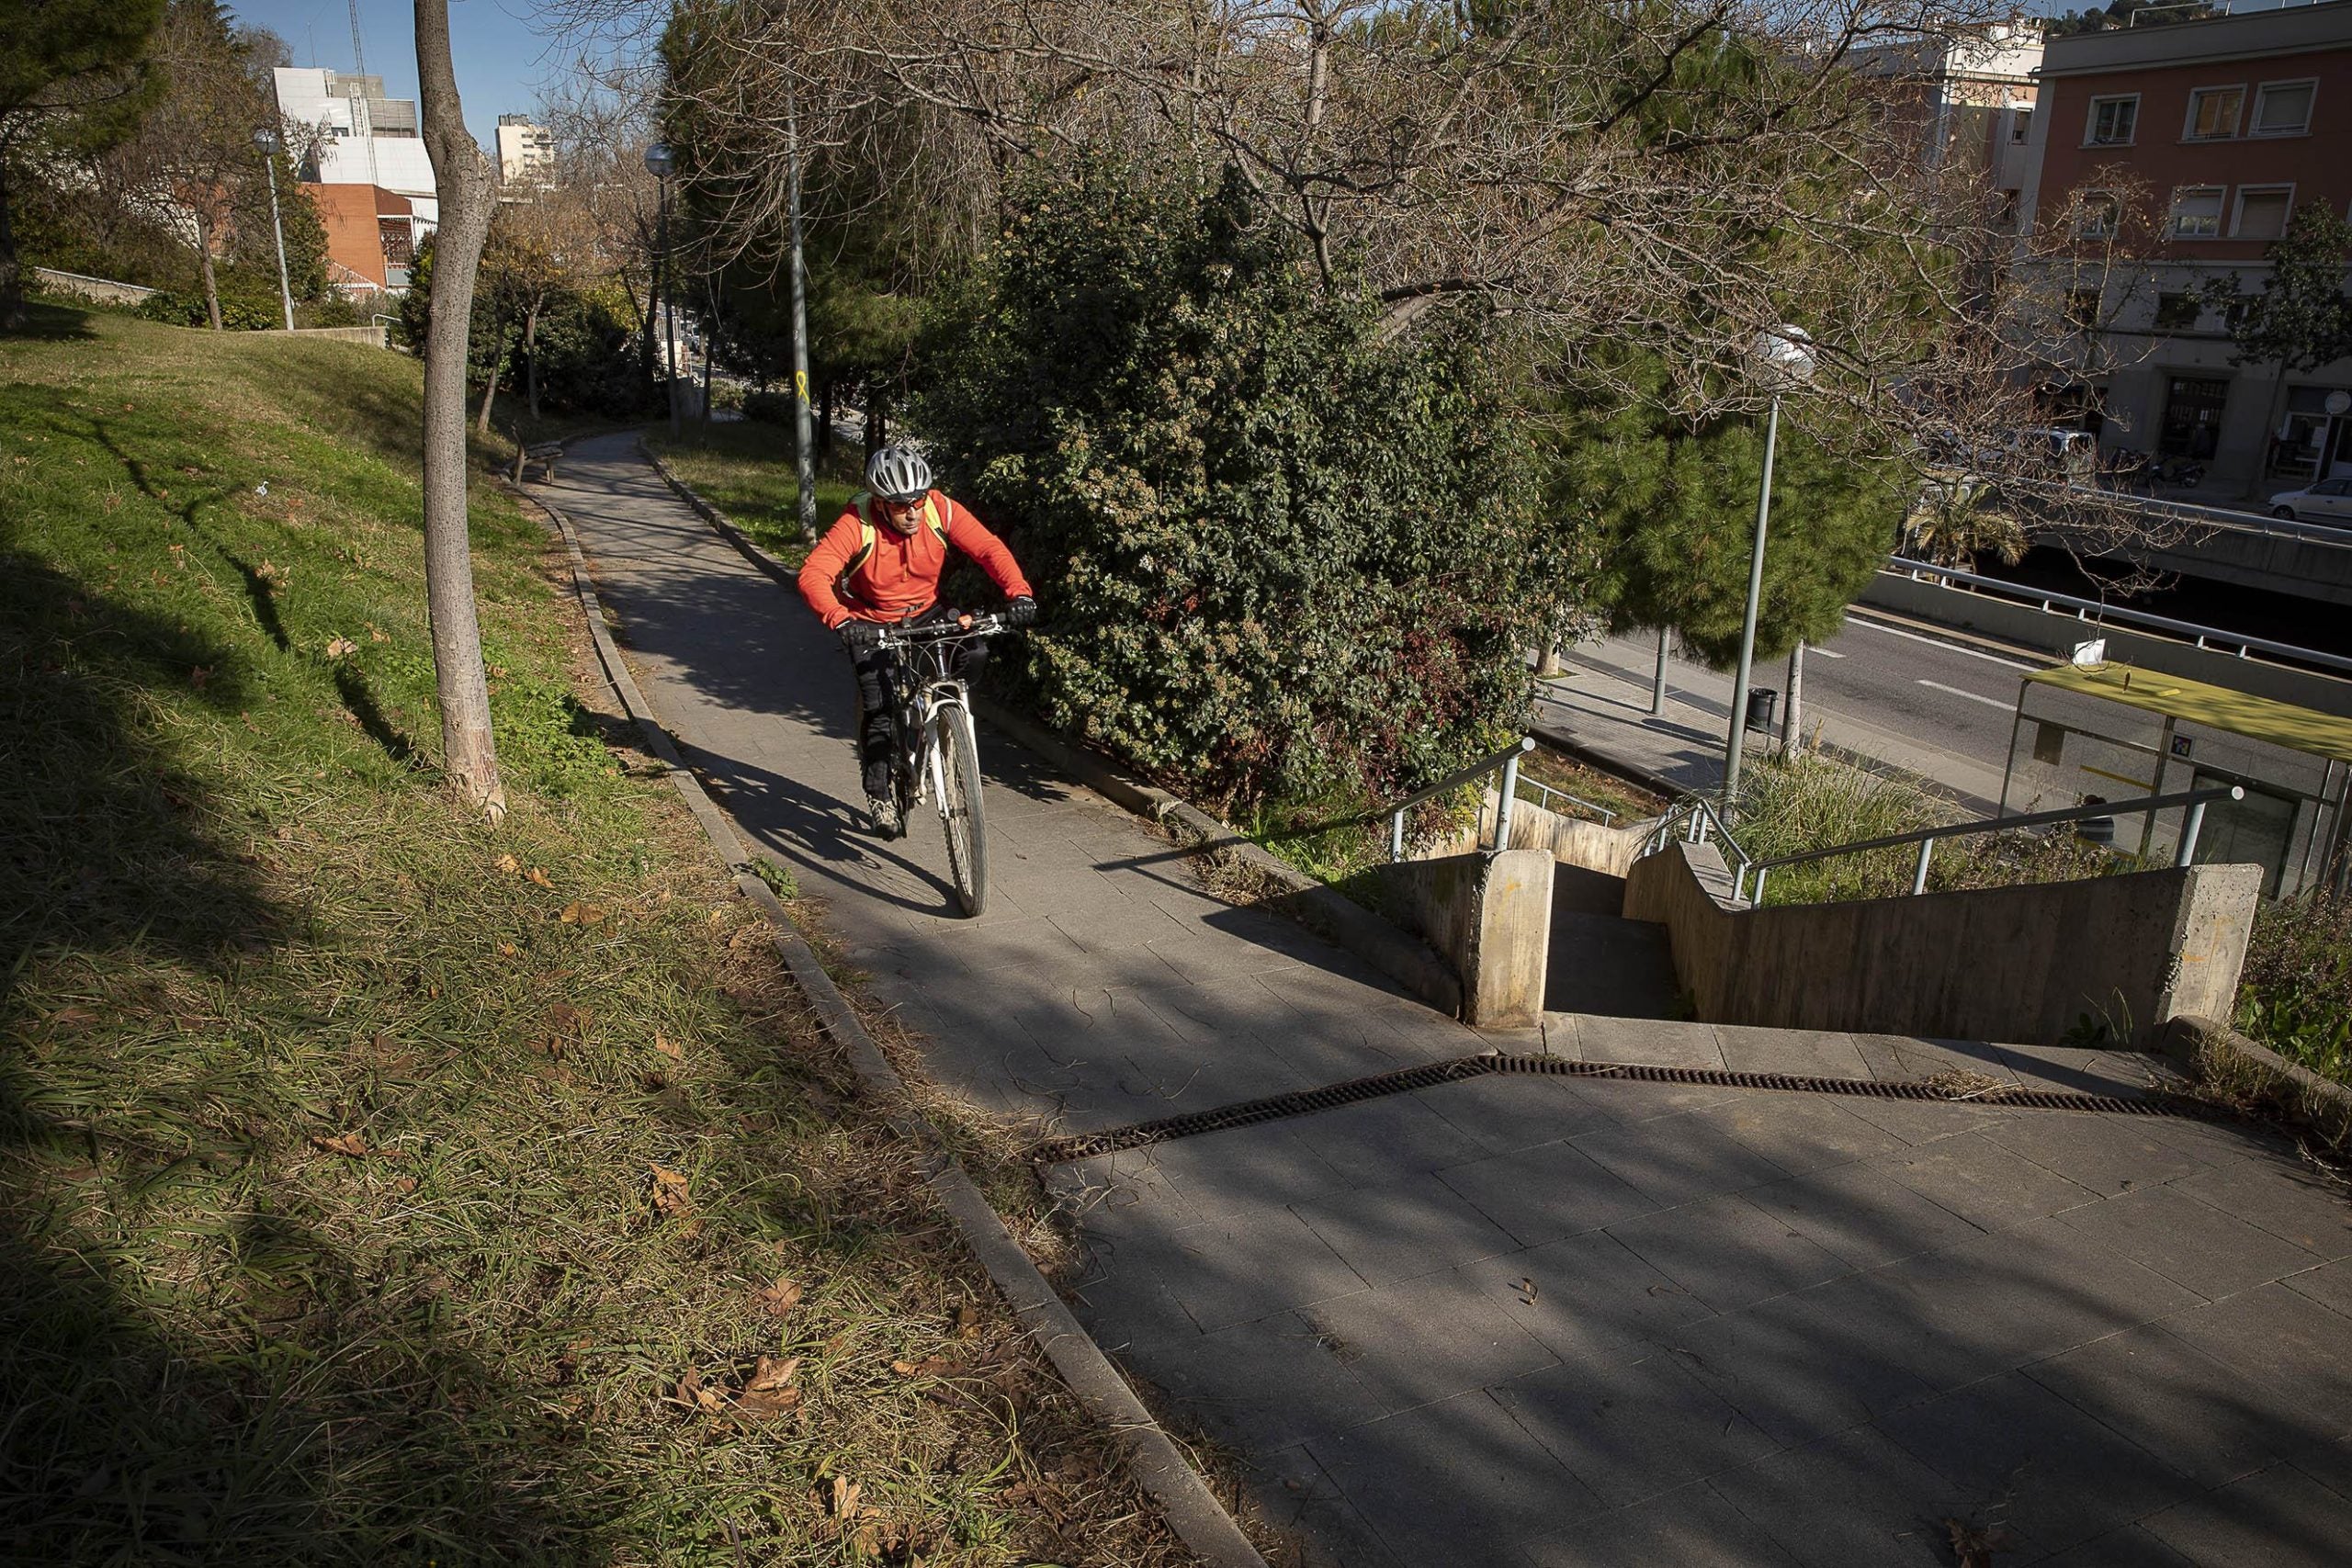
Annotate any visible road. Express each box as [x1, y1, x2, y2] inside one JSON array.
[[1543, 611, 2043, 812]]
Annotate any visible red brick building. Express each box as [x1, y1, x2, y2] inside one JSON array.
[[303, 183, 432, 298], [2018, 2, 2352, 492]]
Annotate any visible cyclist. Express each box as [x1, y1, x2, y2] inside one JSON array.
[[797, 446, 1037, 835]]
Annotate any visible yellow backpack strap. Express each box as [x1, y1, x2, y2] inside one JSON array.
[[921, 492, 951, 548], [844, 494, 877, 574]]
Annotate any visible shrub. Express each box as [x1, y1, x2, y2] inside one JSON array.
[[2237, 890, 2352, 1083], [916, 161, 1571, 814], [138, 287, 278, 332], [741, 389, 797, 426]]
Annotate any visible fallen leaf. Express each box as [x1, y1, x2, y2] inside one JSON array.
[[498, 942, 518, 958], [559, 902, 606, 926], [324, 637, 358, 658], [242, 712, 260, 732], [1513, 1277, 1540, 1306], [953, 1303, 982, 1337], [496, 853, 520, 874], [675, 1366, 725, 1414], [755, 1277, 803, 1317], [735, 1386, 801, 1418], [891, 1359, 918, 1377], [545, 1001, 588, 1034], [653, 1032, 683, 1062], [526, 866, 553, 887], [311, 1132, 369, 1158], [831, 1475, 861, 1518], [649, 1164, 694, 1217], [392, 1176, 418, 1193], [746, 1355, 800, 1393], [1945, 1518, 2018, 1567], [189, 666, 210, 688]]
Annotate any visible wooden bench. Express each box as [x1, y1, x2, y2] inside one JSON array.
[[518, 441, 564, 483]]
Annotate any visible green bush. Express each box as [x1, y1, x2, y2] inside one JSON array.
[[137, 287, 278, 332], [2237, 891, 2352, 1083], [916, 162, 1569, 814], [741, 389, 797, 426]]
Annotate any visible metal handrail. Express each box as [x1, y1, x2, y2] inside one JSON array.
[[1385, 738, 1533, 861], [1996, 472, 2352, 551], [1644, 796, 1757, 887], [1885, 557, 2352, 678], [1519, 774, 1618, 827], [1735, 784, 2245, 905]]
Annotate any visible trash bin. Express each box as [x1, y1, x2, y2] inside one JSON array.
[[1747, 688, 1779, 729]]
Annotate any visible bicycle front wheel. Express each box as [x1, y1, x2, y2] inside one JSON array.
[[931, 702, 988, 917]]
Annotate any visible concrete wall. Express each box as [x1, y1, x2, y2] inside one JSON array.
[[1624, 840, 2260, 1046], [1356, 848, 1555, 1029], [284, 325, 390, 348], [1861, 571, 2352, 718], [32, 267, 157, 306], [1440, 794, 1657, 878]]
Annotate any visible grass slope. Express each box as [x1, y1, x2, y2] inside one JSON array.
[[0, 307, 1176, 1565], [645, 423, 863, 570]]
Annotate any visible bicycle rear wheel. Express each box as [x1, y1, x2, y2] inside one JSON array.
[[931, 702, 988, 917]]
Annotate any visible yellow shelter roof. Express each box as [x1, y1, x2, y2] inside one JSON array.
[[2026, 661, 2352, 765]]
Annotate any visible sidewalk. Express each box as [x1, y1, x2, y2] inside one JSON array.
[[542, 436, 2352, 1568], [1536, 638, 2011, 814]]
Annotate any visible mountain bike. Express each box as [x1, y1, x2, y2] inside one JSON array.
[[872, 612, 1011, 917]]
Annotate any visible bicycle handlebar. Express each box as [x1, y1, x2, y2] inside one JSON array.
[[871, 612, 1012, 648]]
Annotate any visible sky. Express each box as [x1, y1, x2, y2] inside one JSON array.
[[227, 0, 646, 153]]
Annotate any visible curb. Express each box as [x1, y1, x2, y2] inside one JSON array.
[[514, 472, 1269, 1568], [2161, 1016, 2352, 1149], [641, 436, 1464, 1019]]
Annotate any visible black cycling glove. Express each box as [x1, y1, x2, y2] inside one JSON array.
[[1005, 595, 1038, 627], [840, 620, 883, 653]]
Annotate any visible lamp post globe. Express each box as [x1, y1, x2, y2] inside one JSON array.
[[1722, 323, 1816, 807], [642, 142, 675, 178], [253, 126, 296, 332]]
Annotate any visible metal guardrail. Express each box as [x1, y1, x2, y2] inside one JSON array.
[[1732, 784, 2245, 906], [1384, 738, 1533, 861], [1885, 556, 2352, 679], [1643, 796, 1757, 890], [1990, 472, 2352, 551], [1519, 774, 1618, 827]]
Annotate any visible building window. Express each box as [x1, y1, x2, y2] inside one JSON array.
[[2233, 186, 2293, 242], [2086, 95, 2138, 146], [2071, 189, 2119, 239], [2169, 186, 2225, 239], [2185, 86, 2245, 141], [2154, 293, 2200, 330], [2009, 107, 2033, 144], [2067, 288, 2104, 330], [2252, 80, 2315, 137]]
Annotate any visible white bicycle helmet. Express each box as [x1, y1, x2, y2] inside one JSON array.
[[865, 446, 933, 503]]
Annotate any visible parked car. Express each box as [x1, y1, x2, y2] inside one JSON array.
[[2267, 477, 2352, 525]]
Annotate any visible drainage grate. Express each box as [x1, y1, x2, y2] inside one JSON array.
[[1028, 1052, 2219, 1165]]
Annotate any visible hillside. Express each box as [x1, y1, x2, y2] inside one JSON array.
[[0, 307, 1176, 1565]]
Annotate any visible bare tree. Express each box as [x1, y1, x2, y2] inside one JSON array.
[[415, 0, 506, 821]]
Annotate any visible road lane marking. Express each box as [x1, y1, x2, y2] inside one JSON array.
[[1847, 615, 2038, 671], [1808, 648, 1846, 659], [1917, 679, 2014, 712]]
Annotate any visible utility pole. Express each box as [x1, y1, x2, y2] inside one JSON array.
[[254, 129, 296, 331], [786, 85, 818, 544]]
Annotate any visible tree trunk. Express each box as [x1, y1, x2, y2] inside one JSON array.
[[524, 303, 540, 421], [1780, 640, 1807, 759], [0, 167, 26, 332], [195, 209, 223, 331], [476, 338, 503, 434], [414, 0, 506, 822]]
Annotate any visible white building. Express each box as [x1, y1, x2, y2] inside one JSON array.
[[274, 67, 439, 225], [496, 116, 555, 186]]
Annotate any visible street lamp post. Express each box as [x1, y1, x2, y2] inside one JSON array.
[[1722, 323, 1815, 807], [252, 128, 296, 332], [786, 87, 818, 544], [643, 143, 680, 437]]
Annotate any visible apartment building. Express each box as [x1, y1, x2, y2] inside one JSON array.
[[305, 184, 428, 298], [2016, 2, 2352, 491], [496, 117, 556, 187], [273, 68, 439, 226], [1852, 17, 2045, 222]]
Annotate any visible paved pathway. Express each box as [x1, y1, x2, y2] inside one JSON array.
[[546, 435, 2352, 1567]]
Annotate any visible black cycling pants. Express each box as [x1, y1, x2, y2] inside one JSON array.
[[849, 608, 989, 799]]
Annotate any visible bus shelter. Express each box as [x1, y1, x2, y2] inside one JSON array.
[[1999, 661, 2352, 898]]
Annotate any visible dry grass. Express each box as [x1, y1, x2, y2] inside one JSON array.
[[0, 305, 1182, 1565]]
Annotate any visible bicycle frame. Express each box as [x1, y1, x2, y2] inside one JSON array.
[[873, 615, 1004, 811]]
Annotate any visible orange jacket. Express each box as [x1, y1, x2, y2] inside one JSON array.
[[797, 491, 1034, 629]]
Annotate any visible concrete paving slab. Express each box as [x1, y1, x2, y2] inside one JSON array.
[[1694, 1091, 1915, 1177], [2025, 1323, 2321, 1490], [2035, 1525, 2199, 1566], [1297, 1269, 1559, 1415], [1852, 1032, 2023, 1086], [1712, 1024, 1872, 1079], [1136, 1210, 1371, 1333], [1490, 1353, 1778, 1510], [1286, 1095, 1494, 1186], [2160, 1282, 2352, 1439], [2284, 1257, 2352, 1316], [1604, 1191, 1853, 1313], [1740, 1161, 1989, 1269], [1878, 1130, 2103, 1229], [2054, 1183, 2325, 1300], [1435, 1137, 1661, 1247], [1980, 1111, 2217, 1197], [2170, 1159, 2352, 1261], [1664, 1270, 1942, 1447], [1114, 1312, 1390, 1451], [1304, 1392, 1602, 1567], [2138, 1461, 2352, 1568], [1519, 1478, 1807, 1568], [1875, 1369, 2199, 1555], [1411, 1072, 1618, 1155], [1291, 1172, 1523, 1287], [1704, 1423, 1982, 1568], [1568, 1111, 1796, 1206], [1574, 1015, 1727, 1068]]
